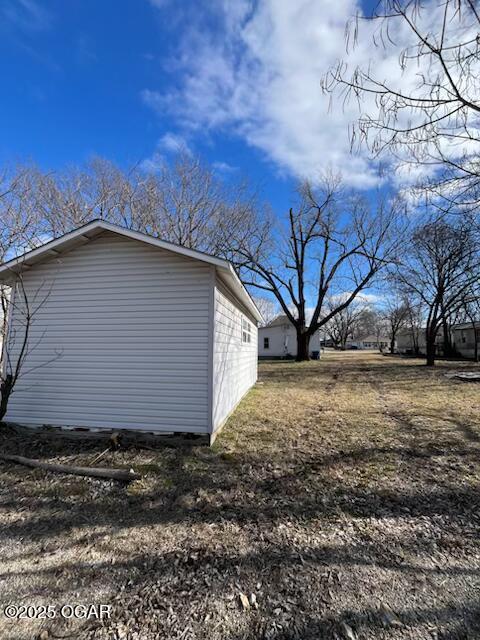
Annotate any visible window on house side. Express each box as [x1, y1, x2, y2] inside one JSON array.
[[242, 318, 252, 344], [264, 337, 269, 349]]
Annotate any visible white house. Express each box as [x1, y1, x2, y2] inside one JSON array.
[[396, 328, 444, 356], [258, 315, 321, 358], [452, 322, 480, 359], [347, 335, 390, 351], [0, 220, 262, 444]]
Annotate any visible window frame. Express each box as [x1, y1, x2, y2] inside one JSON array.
[[242, 317, 252, 344]]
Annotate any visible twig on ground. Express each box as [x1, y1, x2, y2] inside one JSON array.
[[89, 447, 111, 465]]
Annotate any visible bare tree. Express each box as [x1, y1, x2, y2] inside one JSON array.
[[394, 215, 480, 365], [152, 153, 225, 251], [0, 167, 47, 368], [353, 305, 386, 342], [0, 166, 43, 258], [231, 179, 404, 361], [326, 298, 368, 350], [12, 154, 267, 262], [151, 152, 269, 260], [403, 295, 424, 356], [324, 0, 480, 211], [382, 295, 410, 354], [0, 272, 60, 421], [253, 296, 279, 327]]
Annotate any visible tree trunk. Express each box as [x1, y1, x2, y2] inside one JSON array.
[[296, 331, 310, 362], [426, 335, 436, 366], [390, 332, 396, 354], [412, 328, 420, 355], [442, 319, 453, 357], [0, 375, 14, 422]]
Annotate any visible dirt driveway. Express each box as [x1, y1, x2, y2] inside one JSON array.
[[1, 351, 480, 639]]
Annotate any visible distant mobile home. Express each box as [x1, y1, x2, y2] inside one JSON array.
[[0, 220, 262, 443], [258, 315, 321, 358], [397, 324, 480, 359], [396, 328, 444, 356], [452, 322, 480, 360]]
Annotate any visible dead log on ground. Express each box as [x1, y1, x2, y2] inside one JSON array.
[[0, 454, 140, 482]]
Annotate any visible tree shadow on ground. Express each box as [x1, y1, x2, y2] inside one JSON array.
[[2, 526, 479, 639]]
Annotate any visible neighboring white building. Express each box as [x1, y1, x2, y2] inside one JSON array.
[[452, 322, 480, 360], [396, 328, 444, 356], [0, 220, 262, 444], [258, 315, 321, 358], [397, 323, 480, 360], [397, 328, 424, 354], [347, 335, 390, 351]]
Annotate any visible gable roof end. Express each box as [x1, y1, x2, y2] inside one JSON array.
[[261, 314, 291, 329], [0, 219, 263, 323]]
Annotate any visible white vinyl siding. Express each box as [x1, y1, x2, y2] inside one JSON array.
[[258, 324, 321, 358], [212, 278, 257, 432], [452, 326, 480, 359], [5, 231, 211, 433], [258, 324, 297, 357]]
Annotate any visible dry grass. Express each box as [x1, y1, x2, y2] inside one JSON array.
[[1, 351, 480, 639]]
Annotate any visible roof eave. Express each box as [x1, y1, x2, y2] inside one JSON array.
[[217, 264, 263, 323]]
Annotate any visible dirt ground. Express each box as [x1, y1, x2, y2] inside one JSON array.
[[1, 351, 480, 640]]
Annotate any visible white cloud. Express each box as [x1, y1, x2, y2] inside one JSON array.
[[140, 150, 165, 174], [140, 131, 192, 173], [158, 132, 191, 155], [141, 0, 391, 187], [357, 292, 382, 306], [1, 0, 52, 32], [329, 291, 381, 307], [142, 0, 477, 190], [212, 160, 237, 174]]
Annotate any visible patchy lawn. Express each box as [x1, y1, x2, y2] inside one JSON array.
[[1, 351, 480, 640]]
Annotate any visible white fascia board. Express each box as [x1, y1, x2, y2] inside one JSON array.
[[216, 264, 263, 324]]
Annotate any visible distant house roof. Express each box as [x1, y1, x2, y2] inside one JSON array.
[[0, 219, 263, 323], [261, 314, 319, 330], [262, 314, 292, 328]]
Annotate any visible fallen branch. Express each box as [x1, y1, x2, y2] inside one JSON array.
[[0, 454, 141, 482]]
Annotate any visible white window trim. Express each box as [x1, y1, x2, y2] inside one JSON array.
[[242, 317, 252, 344]]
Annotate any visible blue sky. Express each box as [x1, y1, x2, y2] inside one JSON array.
[[0, 0, 389, 214]]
